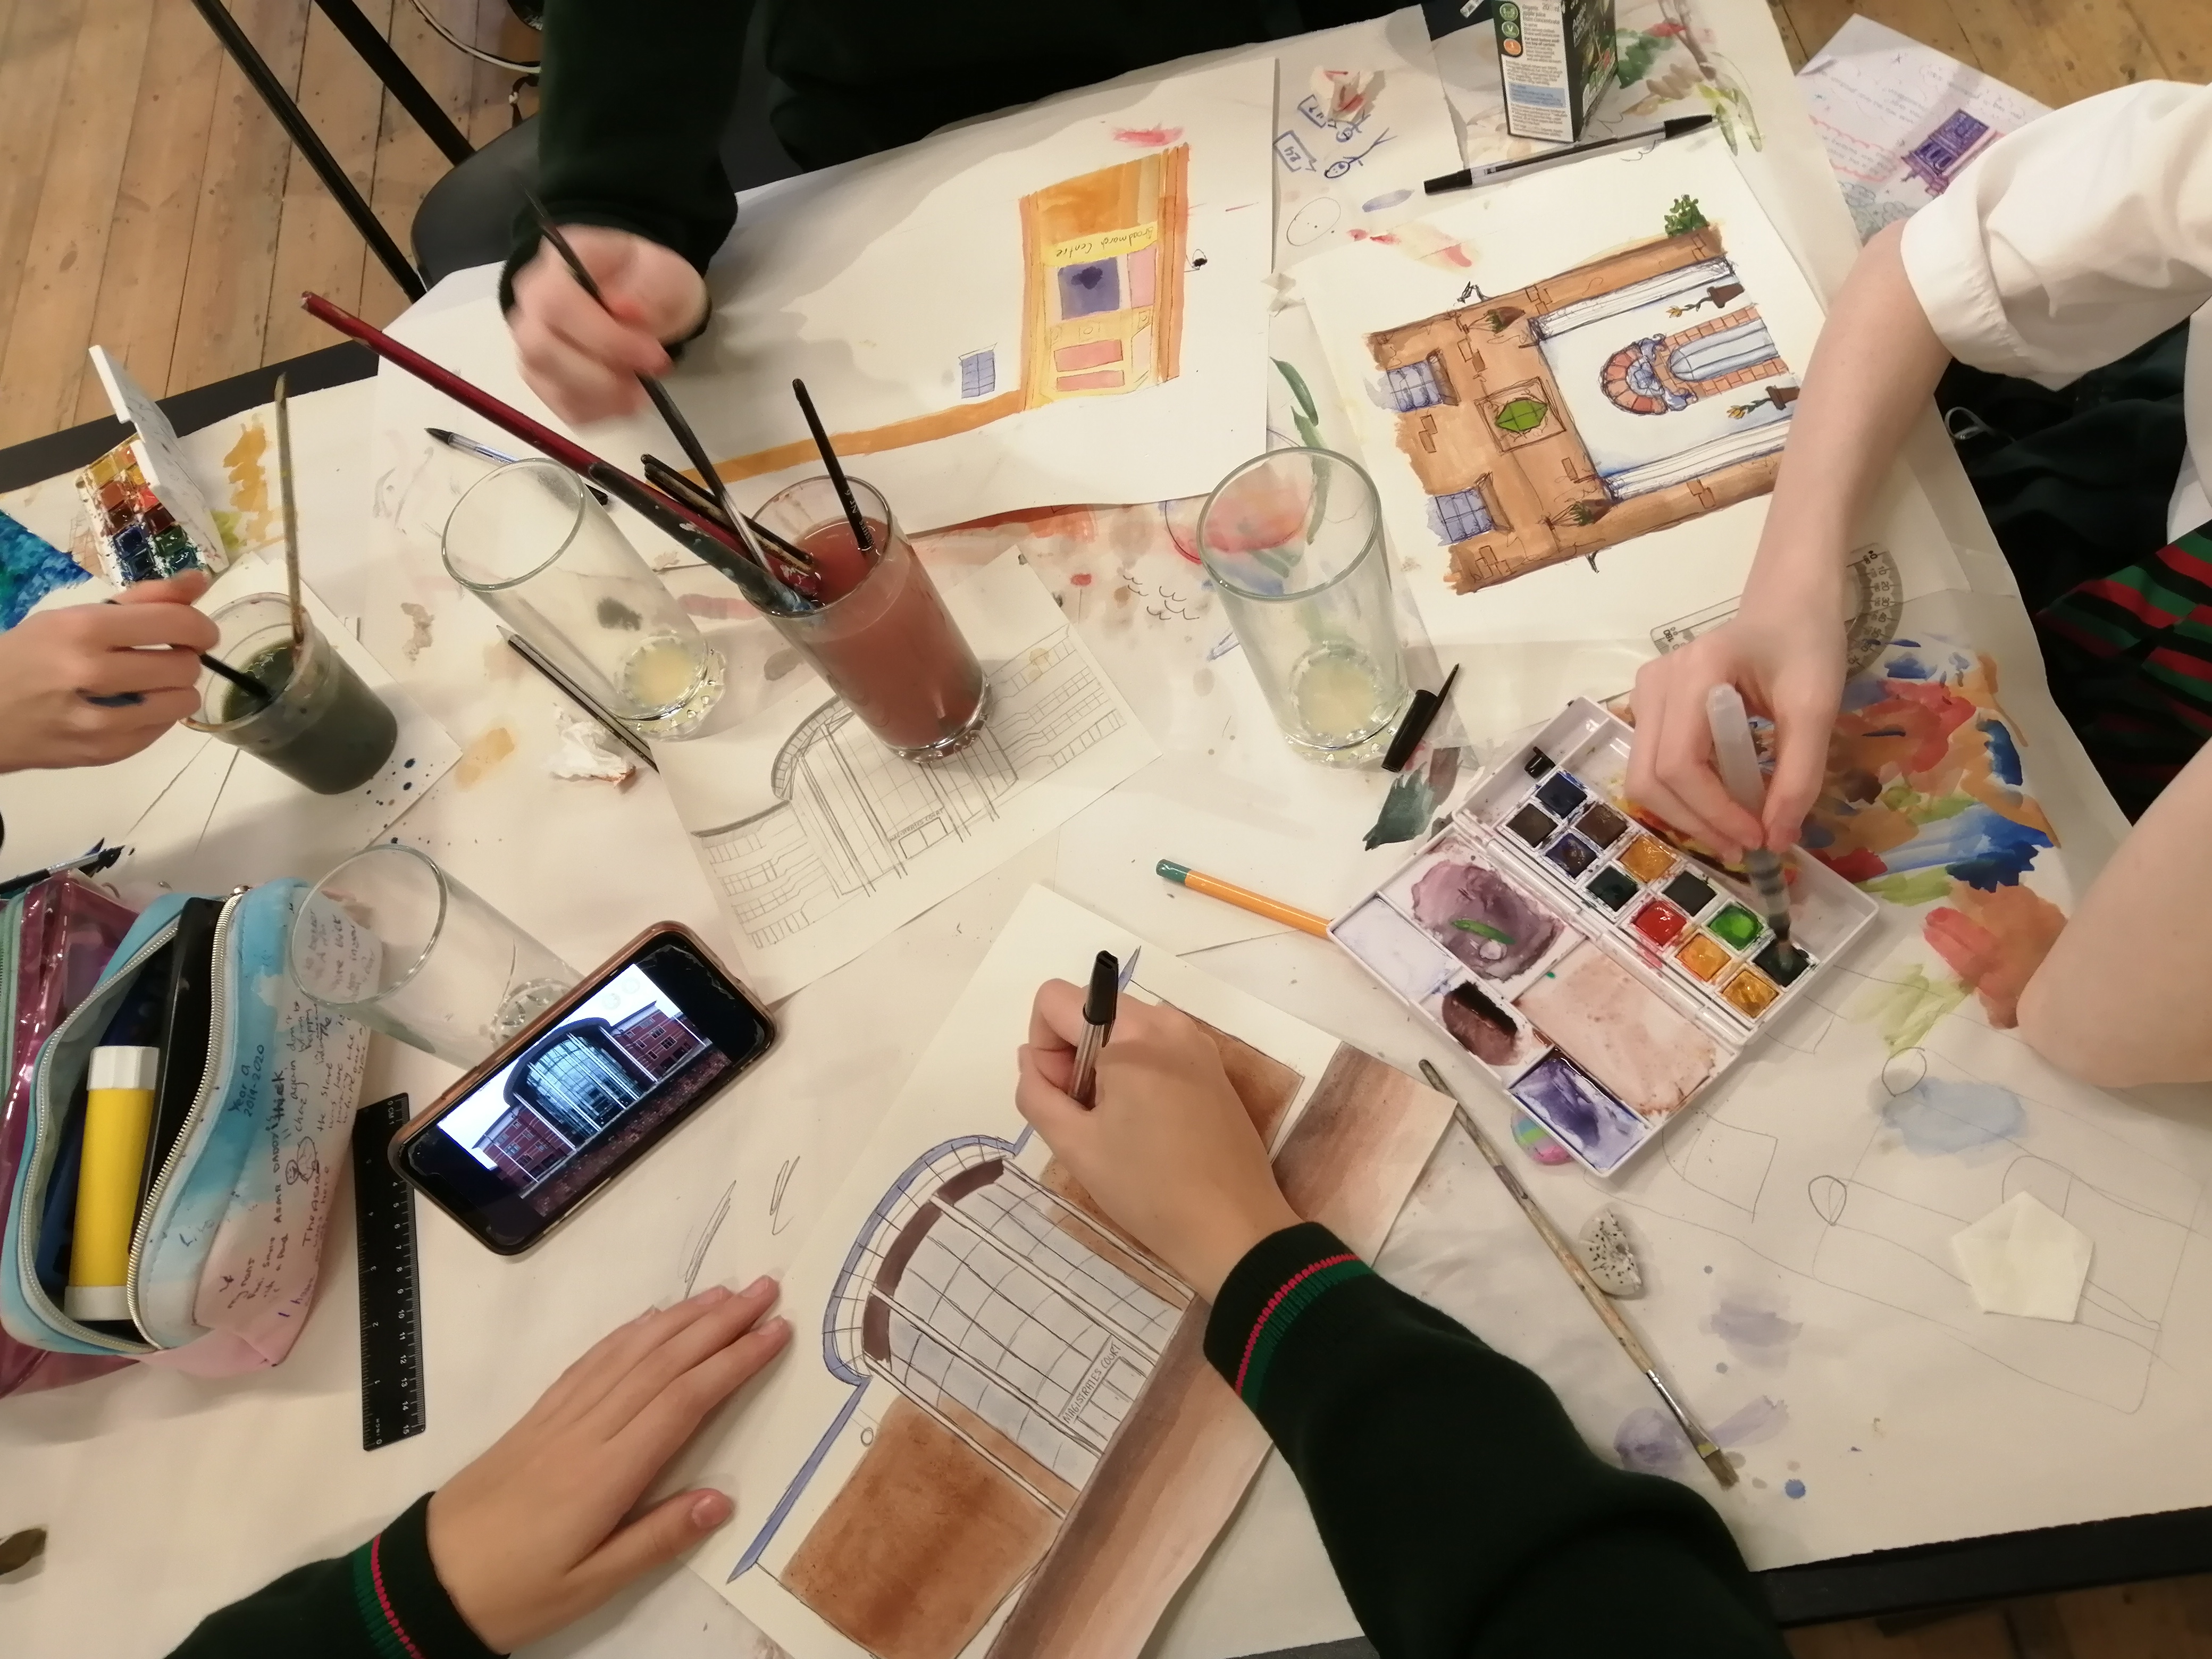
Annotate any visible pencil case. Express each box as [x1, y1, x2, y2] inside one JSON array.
[[0, 874, 140, 1397], [0, 881, 376, 1375]]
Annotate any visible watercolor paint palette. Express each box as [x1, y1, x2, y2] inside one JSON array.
[[1331, 698, 1878, 1177], [74, 439, 214, 586]]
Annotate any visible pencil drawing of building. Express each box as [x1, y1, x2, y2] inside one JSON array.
[[692, 627, 1125, 950], [1364, 224, 1800, 594]]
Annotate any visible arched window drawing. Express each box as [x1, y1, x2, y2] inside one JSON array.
[[1668, 315, 1779, 383]]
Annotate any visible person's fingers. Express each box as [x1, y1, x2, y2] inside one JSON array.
[[1626, 658, 1672, 812], [529, 272, 671, 379], [584, 1280, 781, 1435], [63, 690, 200, 764], [538, 1288, 750, 1429], [113, 569, 211, 606], [1027, 979, 1085, 1055], [1015, 1045, 1097, 1155], [511, 316, 650, 424], [1652, 700, 1764, 859], [1762, 686, 1837, 851], [611, 1316, 792, 1465], [570, 1487, 734, 1603], [74, 642, 206, 697], [74, 602, 220, 654]]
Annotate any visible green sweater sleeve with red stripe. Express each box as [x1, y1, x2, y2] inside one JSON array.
[[165, 1494, 501, 1659], [1203, 1222, 1790, 1659]]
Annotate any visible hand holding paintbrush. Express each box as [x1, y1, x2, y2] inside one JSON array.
[[1704, 684, 1799, 973]]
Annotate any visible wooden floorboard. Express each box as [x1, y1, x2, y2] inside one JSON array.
[[0, 0, 86, 399]]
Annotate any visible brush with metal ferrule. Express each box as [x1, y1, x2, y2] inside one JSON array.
[[1704, 683, 1799, 974]]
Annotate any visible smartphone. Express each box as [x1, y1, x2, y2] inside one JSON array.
[[389, 923, 774, 1253]]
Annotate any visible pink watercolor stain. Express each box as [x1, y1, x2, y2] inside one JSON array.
[[1111, 125, 1183, 147], [1069, 572, 1093, 586]]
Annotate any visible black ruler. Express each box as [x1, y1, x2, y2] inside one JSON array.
[[353, 1094, 426, 1451]]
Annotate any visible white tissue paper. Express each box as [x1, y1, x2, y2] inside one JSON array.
[[1950, 1191, 2093, 1322]]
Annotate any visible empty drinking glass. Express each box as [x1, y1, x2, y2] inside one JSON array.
[[442, 458, 725, 739], [290, 843, 577, 1066]]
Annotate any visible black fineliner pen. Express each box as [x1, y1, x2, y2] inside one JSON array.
[[1423, 114, 1715, 196], [1068, 951, 1119, 1108]]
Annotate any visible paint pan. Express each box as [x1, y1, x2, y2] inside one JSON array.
[[73, 438, 215, 586], [1331, 696, 1878, 1178]]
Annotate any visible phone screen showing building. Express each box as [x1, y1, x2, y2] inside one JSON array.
[[435, 963, 735, 1217]]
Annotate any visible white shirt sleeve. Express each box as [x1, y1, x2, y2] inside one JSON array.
[[1899, 81, 2212, 389]]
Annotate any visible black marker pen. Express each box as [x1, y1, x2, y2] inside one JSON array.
[[1068, 951, 1119, 1108]]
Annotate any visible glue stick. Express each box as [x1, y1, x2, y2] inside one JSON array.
[[64, 1044, 161, 1322]]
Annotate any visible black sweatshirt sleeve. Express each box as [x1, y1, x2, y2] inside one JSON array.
[[1203, 1223, 1789, 1659], [166, 1494, 502, 1659]]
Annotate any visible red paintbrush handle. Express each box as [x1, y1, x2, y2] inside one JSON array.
[[299, 291, 743, 554]]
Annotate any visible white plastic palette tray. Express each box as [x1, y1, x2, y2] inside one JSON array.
[[1332, 698, 1878, 1176]]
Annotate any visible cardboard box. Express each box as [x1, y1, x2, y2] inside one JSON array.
[[1495, 0, 1618, 144]]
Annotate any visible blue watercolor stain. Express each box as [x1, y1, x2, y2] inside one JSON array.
[[1882, 1077, 2025, 1154], [1893, 638, 1921, 648], [0, 507, 88, 629], [1886, 653, 1933, 680], [1362, 188, 1413, 211], [1981, 718, 2023, 786], [1784, 1478, 1807, 1499], [1615, 1407, 1689, 1473], [1859, 801, 2051, 890], [1839, 677, 1891, 711]]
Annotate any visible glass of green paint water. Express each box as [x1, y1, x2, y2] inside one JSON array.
[[188, 593, 399, 792], [290, 843, 578, 1066], [442, 458, 725, 739], [1196, 447, 1409, 767]]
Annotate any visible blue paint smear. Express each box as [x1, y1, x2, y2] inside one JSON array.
[[1839, 677, 1891, 711], [1784, 1479, 1807, 1499], [1362, 188, 1413, 211], [1981, 718, 2024, 786], [1857, 801, 2051, 890], [1886, 653, 1934, 680], [1614, 1406, 1689, 1473], [0, 508, 88, 629], [1882, 1077, 2025, 1154]]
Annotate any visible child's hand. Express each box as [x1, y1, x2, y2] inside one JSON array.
[[0, 572, 216, 772], [507, 225, 709, 423], [426, 1280, 789, 1652], [1626, 596, 1844, 861], [1015, 982, 1300, 1301]]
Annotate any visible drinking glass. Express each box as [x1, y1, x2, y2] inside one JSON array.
[[752, 475, 988, 758], [1196, 448, 1410, 766], [289, 843, 577, 1066], [187, 593, 398, 792], [442, 458, 726, 739]]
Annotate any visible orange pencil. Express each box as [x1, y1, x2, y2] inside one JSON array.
[[1155, 860, 1331, 937]]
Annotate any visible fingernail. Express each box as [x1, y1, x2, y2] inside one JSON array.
[[698, 1284, 734, 1304], [690, 1491, 732, 1529], [743, 1275, 775, 1298]]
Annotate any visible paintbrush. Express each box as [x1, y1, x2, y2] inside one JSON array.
[[299, 292, 809, 615], [273, 374, 304, 651], [499, 628, 657, 772], [791, 378, 872, 552], [520, 193, 782, 576], [427, 428, 608, 505], [639, 453, 818, 575], [81, 602, 275, 711], [1418, 1059, 1738, 1490], [1704, 683, 1798, 973]]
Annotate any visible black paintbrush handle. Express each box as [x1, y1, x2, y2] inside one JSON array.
[[791, 378, 872, 552], [583, 463, 808, 615], [641, 455, 818, 574]]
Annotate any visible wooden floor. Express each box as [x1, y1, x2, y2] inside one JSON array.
[[5, 0, 2212, 1652], [0, 0, 527, 447]]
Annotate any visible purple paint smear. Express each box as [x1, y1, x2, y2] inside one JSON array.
[[1409, 858, 1559, 978]]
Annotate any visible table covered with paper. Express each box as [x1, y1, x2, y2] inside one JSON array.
[[10, 5, 2212, 1658]]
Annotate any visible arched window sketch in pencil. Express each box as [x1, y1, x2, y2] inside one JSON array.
[[1799, 1046, 2197, 1414]]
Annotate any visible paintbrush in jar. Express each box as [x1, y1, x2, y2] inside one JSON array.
[[273, 373, 304, 651], [1419, 1059, 1738, 1490]]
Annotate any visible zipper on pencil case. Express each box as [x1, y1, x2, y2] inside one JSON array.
[[126, 890, 246, 1342], [11, 915, 192, 1356]]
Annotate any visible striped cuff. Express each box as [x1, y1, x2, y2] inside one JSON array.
[[1203, 1222, 1373, 1409], [347, 1495, 504, 1659]]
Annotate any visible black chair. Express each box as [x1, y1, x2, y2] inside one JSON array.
[[189, 0, 798, 296]]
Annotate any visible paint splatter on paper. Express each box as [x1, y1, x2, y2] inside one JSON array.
[[1703, 1290, 1802, 1367], [1364, 745, 1461, 849], [221, 420, 276, 553], [398, 602, 434, 663], [1880, 1076, 2024, 1156], [0, 508, 88, 629], [1848, 966, 1969, 1055], [455, 724, 517, 787]]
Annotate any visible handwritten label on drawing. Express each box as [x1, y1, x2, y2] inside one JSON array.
[[1275, 130, 1320, 174], [1044, 223, 1158, 267]]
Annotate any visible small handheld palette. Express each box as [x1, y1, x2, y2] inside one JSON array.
[[1331, 698, 1877, 1177]]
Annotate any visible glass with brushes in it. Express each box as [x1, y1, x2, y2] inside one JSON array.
[[442, 458, 726, 739], [187, 592, 398, 792], [1196, 447, 1410, 766], [750, 474, 988, 758]]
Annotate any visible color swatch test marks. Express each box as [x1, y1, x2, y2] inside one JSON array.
[[1333, 699, 1876, 1176]]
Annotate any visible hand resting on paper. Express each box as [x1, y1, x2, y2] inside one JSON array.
[[165, 1279, 789, 1658], [508, 225, 710, 425], [1015, 980, 1299, 1302], [0, 571, 216, 773]]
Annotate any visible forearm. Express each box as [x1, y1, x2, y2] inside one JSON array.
[[167, 1496, 498, 1659], [530, 0, 756, 270], [2016, 742, 2212, 1086], [1203, 1226, 1785, 1658], [1744, 223, 1951, 617]]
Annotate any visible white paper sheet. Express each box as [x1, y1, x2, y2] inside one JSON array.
[[1797, 15, 2050, 242], [1291, 126, 1966, 679], [649, 552, 1157, 1000], [682, 883, 1345, 1659]]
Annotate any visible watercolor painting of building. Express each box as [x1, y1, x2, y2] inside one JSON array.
[[715, 148, 1188, 483], [1362, 222, 1800, 595]]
